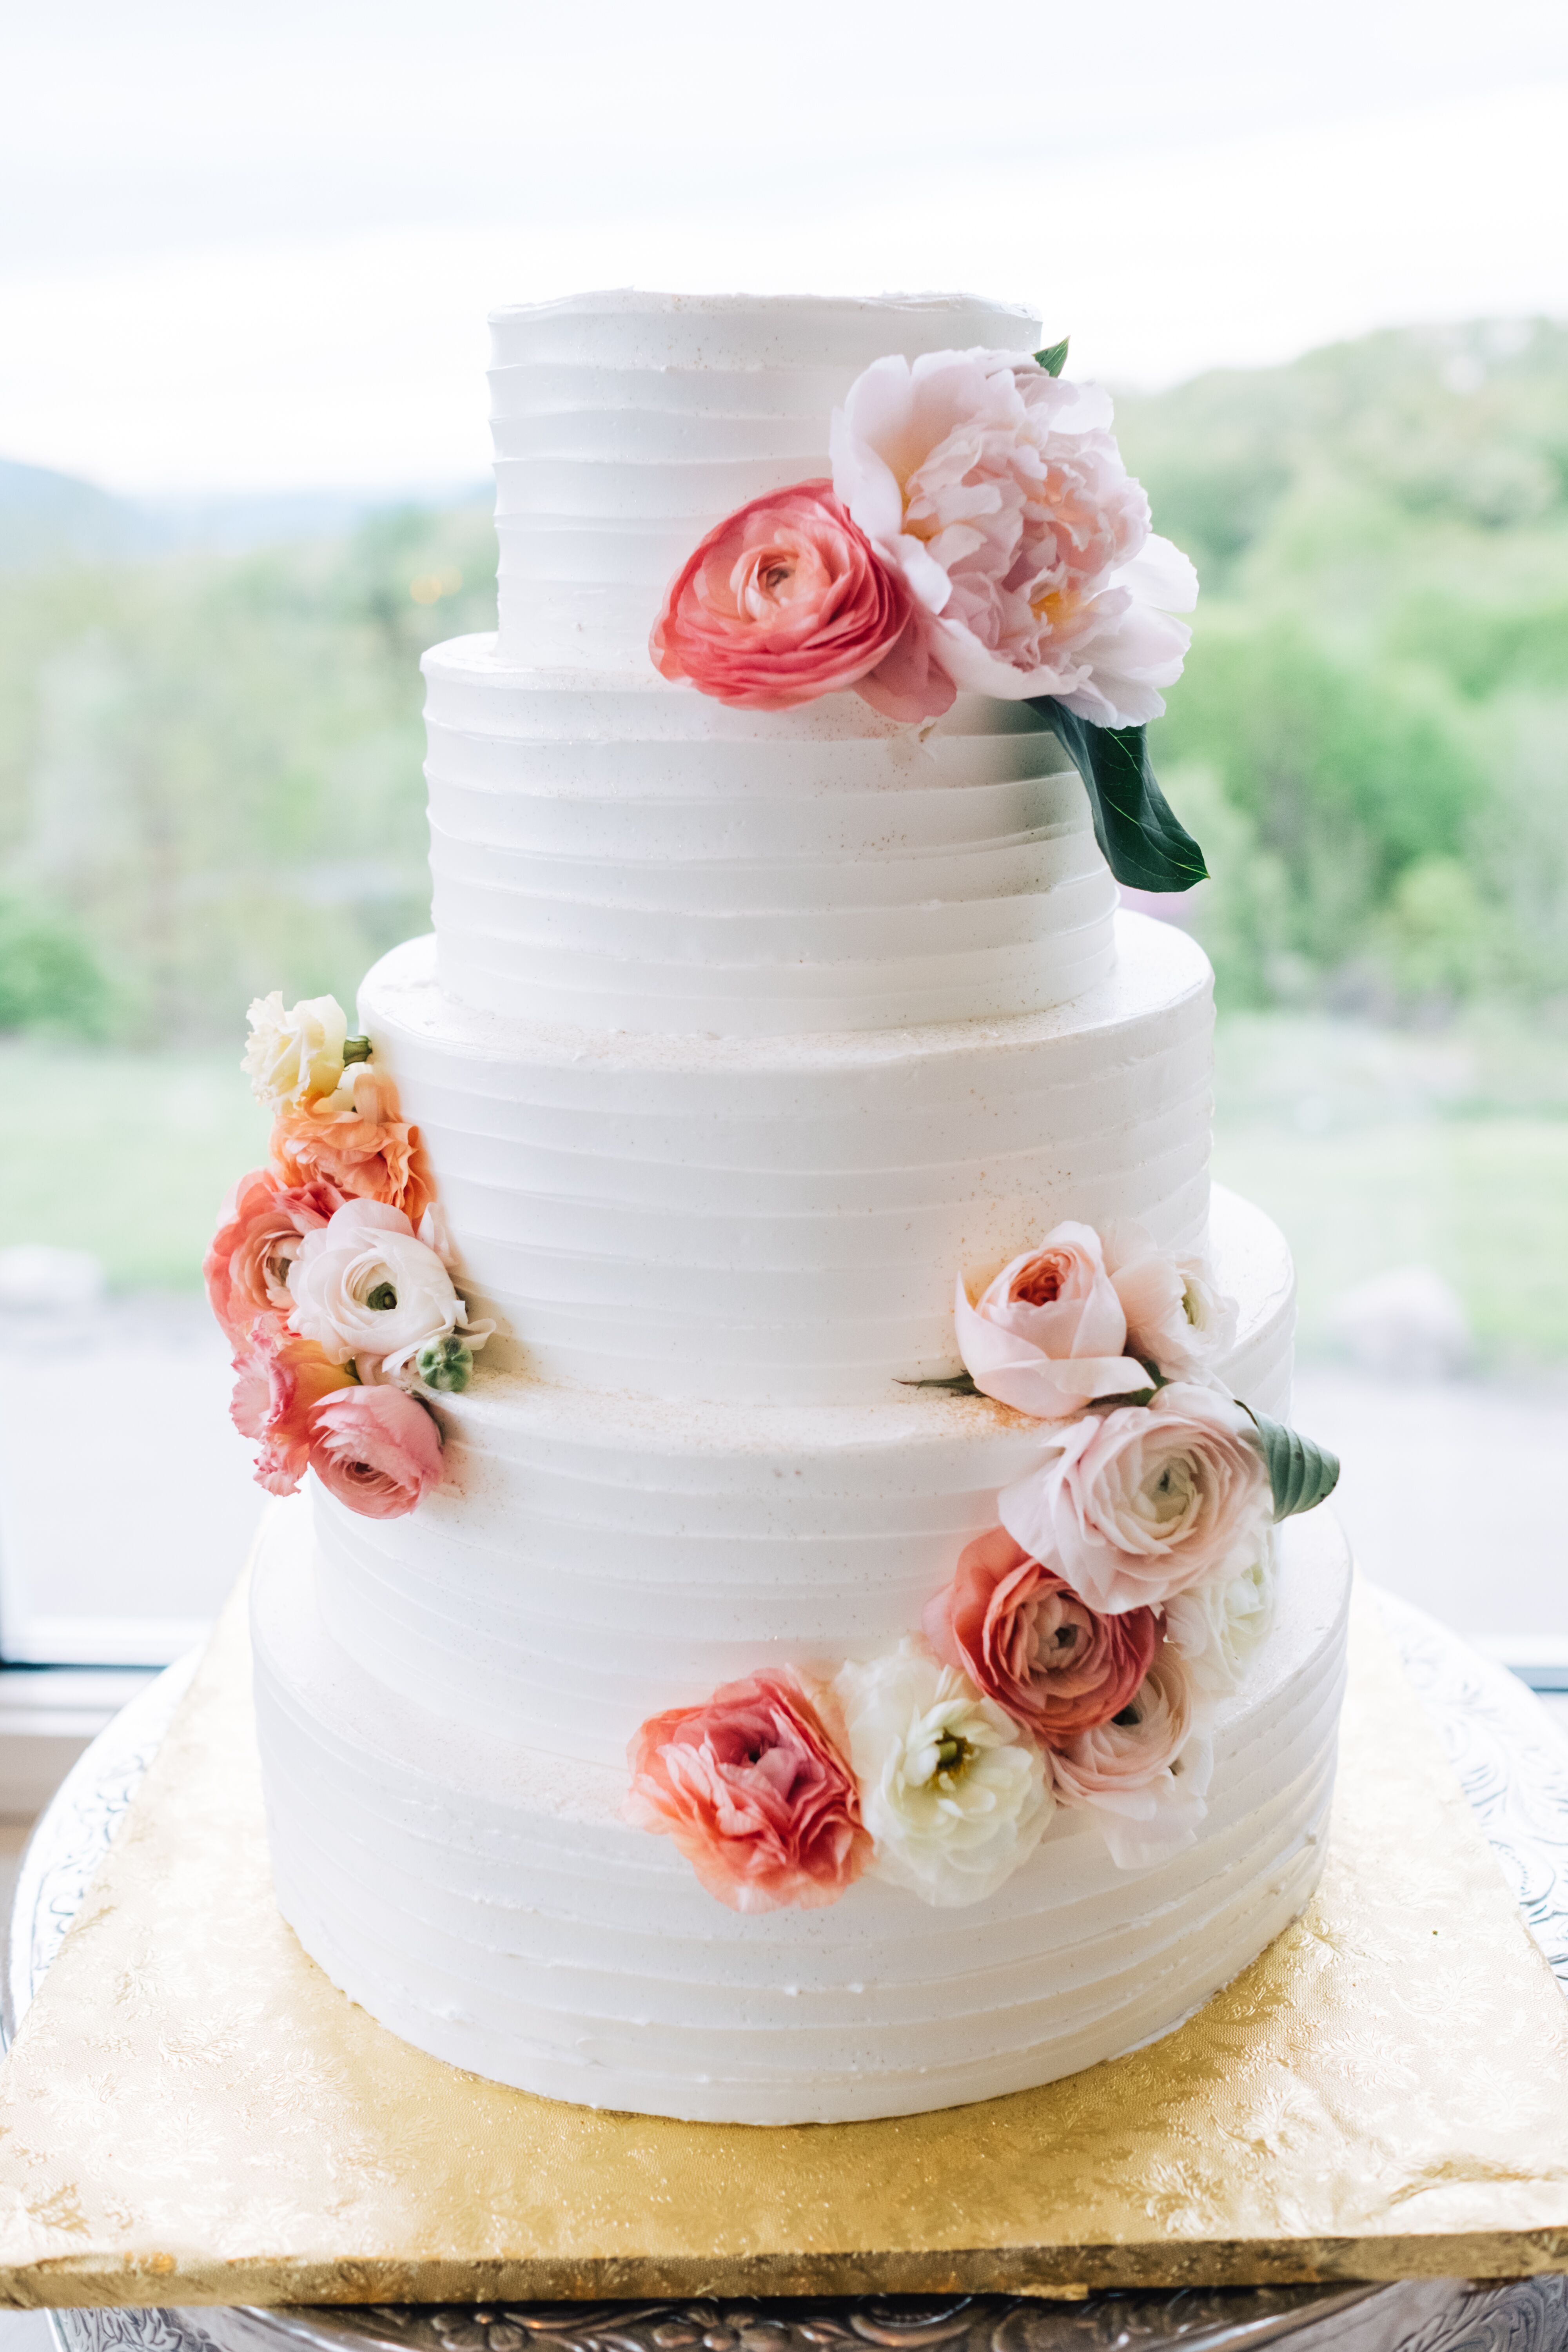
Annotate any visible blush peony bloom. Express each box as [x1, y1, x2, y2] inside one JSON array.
[[308, 1383, 445, 1519], [830, 349, 1198, 727], [1163, 1539, 1278, 1702], [1102, 1220, 1238, 1382], [833, 1637, 1051, 1907], [229, 1318, 356, 1495], [623, 1669, 869, 1913], [955, 1221, 1150, 1420], [924, 1526, 1160, 1746], [242, 991, 348, 1112], [271, 1063, 432, 1229], [1049, 1649, 1213, 1868], [204, 1167, 347, 1343], [649, 480, 948, 719], [287, 1196, 490, 1384], [999, 1383, 1272, 1615]]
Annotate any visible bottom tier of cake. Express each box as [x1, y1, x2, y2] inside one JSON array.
[[251, 1501, 1352, 2126]]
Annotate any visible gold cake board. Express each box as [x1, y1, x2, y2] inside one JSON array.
[[1, 1541, 1567, 2310]]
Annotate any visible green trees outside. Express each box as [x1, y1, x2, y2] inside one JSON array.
[[1, 313, 1566, 1042]]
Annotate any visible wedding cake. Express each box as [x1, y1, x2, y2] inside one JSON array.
[[214, 291, 1350, 2126]]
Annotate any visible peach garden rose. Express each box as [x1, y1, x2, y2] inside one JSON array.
[[955, 1220, 1149, 1420], [271, 1062, 433, 1229], [204, 1167, 347, 1344], [624, 1669, 869, 1913], [650, 480, 947, 719]]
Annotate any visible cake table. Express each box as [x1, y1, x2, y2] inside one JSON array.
[[7, 1588, 1567, 2352]]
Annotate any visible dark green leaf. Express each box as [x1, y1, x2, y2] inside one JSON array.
[[1034, 337, 1070, 377], [1028, 699, 1210, 892], [898, 1372, 980, 1396], [1244, 1409, 1341, 1521]]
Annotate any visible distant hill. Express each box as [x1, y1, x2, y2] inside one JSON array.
[[0, 459, 486, 571]]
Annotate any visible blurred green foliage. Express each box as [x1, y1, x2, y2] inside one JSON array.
[[1118, 315, 1568, 1014], [0, 501, 496, 1042]]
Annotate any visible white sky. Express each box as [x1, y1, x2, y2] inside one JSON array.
[[3, 0, 1567, 496]]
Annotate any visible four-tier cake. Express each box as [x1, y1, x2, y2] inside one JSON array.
[[233, 291, 1351, 2125]]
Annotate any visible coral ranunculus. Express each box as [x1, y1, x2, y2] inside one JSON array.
[[308, 1383, 445, 1519], [271, 1064, 432, 1229], [650, 480, 949, 719], [924, 1525, 1160, 1746], [229, 1318, 356, 1495], [624, 1668, 869, 1913], [831, 349, 1198, 727], [204, 1167, 347, 1344]]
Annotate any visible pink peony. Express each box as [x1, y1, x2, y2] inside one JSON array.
[[955, 1221, 1150, 1420], [307, 1383, 445, 1519], [271, 1065, 432, 1230], [204, 1167, 347, 1344], [1102, 1220, 1238, 1382], [229, 1318, 356, 1496], [624, 1668, 869, 1913], [831, 349, 1198, 727], [1048, 1649, 1213, 1868], [999, 1382, 1272, 1615], [649, 480, 948, 719], [924, 1525, 1159, 1747]]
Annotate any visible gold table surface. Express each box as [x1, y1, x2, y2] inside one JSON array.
[[2, 1549, 1568, 2309]]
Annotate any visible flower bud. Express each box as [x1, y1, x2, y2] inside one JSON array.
[[416, 1334, 473, 1392]]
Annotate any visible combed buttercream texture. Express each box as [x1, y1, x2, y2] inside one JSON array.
[[252, 291, 1348, 2124]]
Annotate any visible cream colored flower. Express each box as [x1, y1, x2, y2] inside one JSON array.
[[1102, 1219, 1238, 1381], [242, 991, 348, 1111], [288, 1197, 490, 1385], [833, 1638, 1051, 1907], [1163, 1538, 1278, 1702]]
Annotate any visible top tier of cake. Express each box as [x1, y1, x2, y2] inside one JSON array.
[[489, 289, 1038, 671]]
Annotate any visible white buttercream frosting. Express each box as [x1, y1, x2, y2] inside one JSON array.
[[488, 292, 1040, 671], [359, 911, 1215, 1402], [308, 1185, 1293, 1769], [252, 1497, 1349, 2125], [425, 639, 1118, 1035]]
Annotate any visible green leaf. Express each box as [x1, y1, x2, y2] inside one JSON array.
[[1245, 1409, 1341, 1521], [898, 1372, 980, 1396], [1034, 336, 1070, 377], [1028, 699, 1210, 893]]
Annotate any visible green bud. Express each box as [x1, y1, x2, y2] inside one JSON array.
[[416, 1334, 473, 1393], [342, 1035, 373, 1065]]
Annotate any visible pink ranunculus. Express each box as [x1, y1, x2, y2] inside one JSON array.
[[831, 349, 1198, 727], [307, 1383, 445, 1519], [649, 479, 950, 719], [623, 1668, 870, 1914], [956, 1221, 1150, 1420], [1102, 1219, 1238, 1382], [1048, 1648, 1214, 1869], [204, 1167, 347, 1344], [924, 1526, 1160, 1747], [271, 1064, 432, 1229], [229, 1317, 356, 1496], [999, 1382, 1272, 1615]]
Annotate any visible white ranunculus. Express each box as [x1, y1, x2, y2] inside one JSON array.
[[1163, 1539, 1278, 1702], [287, 1197, 487, 1384], [1102, 1220, 1239, 1382], [241, 991, 348, 1111], [833, 1637, 1051, 1908], [829, 348, 1197, 729]]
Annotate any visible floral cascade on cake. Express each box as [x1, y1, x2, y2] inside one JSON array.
[[650, 335, 1207, 893], [206, 992, 490, 1519], [625, 1221, 1337, 1913]]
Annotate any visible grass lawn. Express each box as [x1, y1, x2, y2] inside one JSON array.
[[0, 1040, 269, 1290]]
